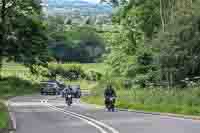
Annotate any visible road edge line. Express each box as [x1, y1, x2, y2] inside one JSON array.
[[4, 101, 17, 133]]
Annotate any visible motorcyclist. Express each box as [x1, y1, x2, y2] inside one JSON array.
[[65, 85, 73, 105], [104, 85, 117, 111]]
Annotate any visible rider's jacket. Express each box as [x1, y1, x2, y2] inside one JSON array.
[[65, 88, 73, 96], [104, 87, 116, 98]]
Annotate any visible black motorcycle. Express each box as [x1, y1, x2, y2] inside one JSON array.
[[65, 94, 73, 106], [105, 96, 116, 112]]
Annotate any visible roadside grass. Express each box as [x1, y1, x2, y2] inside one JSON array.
[[0, 102, 8, 128], [0, 77, 40, 99], [81, 63, 110, 74], [0, 62, 106, 98], [0, 62, 48, 99], [82, 84, 200, 116]]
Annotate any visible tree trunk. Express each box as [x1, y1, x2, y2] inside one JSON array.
[[160, 0, 165, 32], [0, 0, 7, 80]]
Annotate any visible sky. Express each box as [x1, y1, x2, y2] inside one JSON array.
[[46, 0, 102, 4], [80, 0, 100, 3]]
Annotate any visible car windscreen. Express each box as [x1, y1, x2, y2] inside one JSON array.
[[47, 84, 55, 87], [41, 83, 56, 88]]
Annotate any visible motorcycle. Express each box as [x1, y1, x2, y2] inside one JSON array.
[[65, 94, 72, 106], [105, 96, 116, 112]]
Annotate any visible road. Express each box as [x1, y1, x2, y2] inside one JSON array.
[[9, 95, 200, 133]]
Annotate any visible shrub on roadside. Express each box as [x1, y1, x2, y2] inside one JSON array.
[[85, 70, 102, 81], [29, 65, 50, 77], [0, 102, 8, 128], [0, 77, 40, 98], [48, 63, 85, 80], [82, 81, 200, 116]]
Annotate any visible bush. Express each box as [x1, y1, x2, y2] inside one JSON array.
[[85, 70, 102, 81], [82, 83, 200, 116], [134, 74, 150, 88], [0, 77, 40, 98], [48, 63, 85, 80], [0, 102, 8, 128], [29, 65, 50, 77], [152, 4, 200, 86]]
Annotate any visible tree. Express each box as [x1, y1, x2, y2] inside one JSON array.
[[0, 0, 48, 76], [100, 0, 120, 7], [65, 18, 72, 25], [105, 0, 160, 78], [48, 26, 105, 63], [153, 2, 200, 86], [159, 0, 194, 31], [84, 17, 92, 25]]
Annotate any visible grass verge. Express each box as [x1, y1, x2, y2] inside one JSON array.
[[82, 83, 200, 116], [0, 102, 8, 129], [0, 77, 40, 99]]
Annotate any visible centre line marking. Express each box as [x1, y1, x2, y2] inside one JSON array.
[[47, 105, 108, 133], [47, 104, 119, 133]]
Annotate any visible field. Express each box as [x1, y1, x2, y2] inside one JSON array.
[[81, 63, 110, 74]]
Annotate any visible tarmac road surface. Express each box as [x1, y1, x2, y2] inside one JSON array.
[[9, 95, 200, 133]]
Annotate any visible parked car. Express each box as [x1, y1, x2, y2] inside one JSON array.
[[40, 81, 60, 95], [61, 85, 81, 98], [71, 85, 82, 98], [61, 88, 67, 98], [56, 81, 66, 95]]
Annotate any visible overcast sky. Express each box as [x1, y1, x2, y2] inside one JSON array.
[[46, 0, 102, 4], [82, 0, 100, 3]]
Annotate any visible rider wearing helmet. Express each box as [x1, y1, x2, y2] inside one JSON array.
[[104, 85, 116, 107], [65, 85, 73, 103]]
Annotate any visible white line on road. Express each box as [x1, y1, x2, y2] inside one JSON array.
[[47, 104, 120, 133], [40, 99, 48, 103], [47, 105, 108, 133]]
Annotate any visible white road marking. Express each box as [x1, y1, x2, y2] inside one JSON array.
[[47, 105, 108, 133], [9, 102, 48, 106], [40, 99, 48, 103], [47, 104, 120, 133]]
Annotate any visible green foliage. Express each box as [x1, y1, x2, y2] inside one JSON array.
[[103, 0, 200, 87], [83, 84, 200, 115], [133, 74, 149, 88], [152, 3, 200, 86], [85, 70, 102, 81], [0, 102, 8, 128], [0, 0, 48, 68], [1, 62, 49, 83], [48, 26, 105, 63], [29, 65, 50, 77], [0, 77, 40, 98], [0, 62, 48, 99], [48, 63, 85, 80], [105, 0, 160, 78]]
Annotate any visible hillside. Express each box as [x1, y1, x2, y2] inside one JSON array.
[[45, 0, 112, 18]]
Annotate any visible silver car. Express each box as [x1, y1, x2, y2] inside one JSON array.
[[40, 81, 59, 95]]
